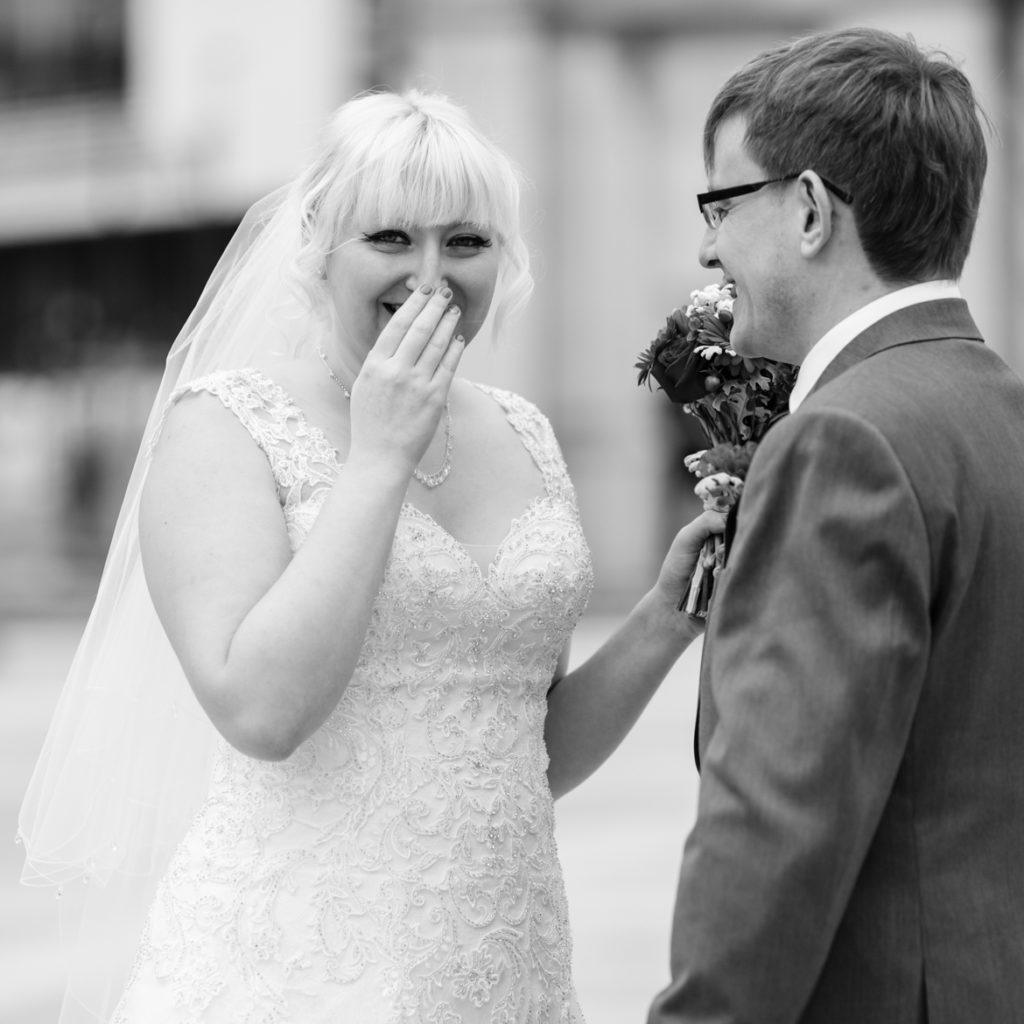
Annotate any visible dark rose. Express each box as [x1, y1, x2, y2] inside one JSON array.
[[649, 341, 714, 404], [635, 304, 736, 405]]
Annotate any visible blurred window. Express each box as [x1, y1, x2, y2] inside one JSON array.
[[0, 0, 124, 102]]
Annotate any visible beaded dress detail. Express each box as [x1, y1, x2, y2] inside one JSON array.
[[111, 369, 594, 1024]]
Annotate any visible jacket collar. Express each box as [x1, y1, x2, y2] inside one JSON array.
[[808, 298, 983, 400]]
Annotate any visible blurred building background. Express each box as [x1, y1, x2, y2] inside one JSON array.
[[1, 0, 1022, 1021], [1, 0, 1021, 620]]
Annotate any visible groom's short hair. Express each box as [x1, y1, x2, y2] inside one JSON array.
[[704, 26, 989, 284]]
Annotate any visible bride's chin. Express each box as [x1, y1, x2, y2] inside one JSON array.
[[459, 318, 487, 345]]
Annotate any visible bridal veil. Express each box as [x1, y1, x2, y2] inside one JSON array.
[[16, 183, 317, 1023]]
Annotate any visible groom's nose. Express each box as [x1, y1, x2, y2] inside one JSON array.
[[698, 227, 720, 270]]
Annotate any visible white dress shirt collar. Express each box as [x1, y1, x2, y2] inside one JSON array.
[[788, 280, 962, 412]]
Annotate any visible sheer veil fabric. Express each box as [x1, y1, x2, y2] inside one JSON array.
[[17, 184, 324, 1023]]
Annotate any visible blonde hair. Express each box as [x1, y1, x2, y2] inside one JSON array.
[[291, 88, 532, 341]]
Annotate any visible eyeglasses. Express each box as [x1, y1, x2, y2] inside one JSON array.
[[697, 174, 854, 228]]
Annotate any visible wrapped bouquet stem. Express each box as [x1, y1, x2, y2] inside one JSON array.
[[636, 282, 797, 618], [680, 463, 742, 614]]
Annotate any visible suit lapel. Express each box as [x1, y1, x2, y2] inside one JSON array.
[[693, 412, 786, 771]]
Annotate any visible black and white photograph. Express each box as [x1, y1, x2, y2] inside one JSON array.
[[3, 1, 1023, 1022]]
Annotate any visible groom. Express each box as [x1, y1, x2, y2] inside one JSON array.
[[650, 26, 1024, 1024]]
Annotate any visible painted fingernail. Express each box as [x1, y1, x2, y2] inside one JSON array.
[[419, 284, 434, 295], [440, 287, 453, 300]]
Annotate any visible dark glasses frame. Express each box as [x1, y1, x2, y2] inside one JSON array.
[[697, 173, 854, 227]]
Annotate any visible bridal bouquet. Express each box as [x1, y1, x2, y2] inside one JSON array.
[[635, 282, 797, 617]]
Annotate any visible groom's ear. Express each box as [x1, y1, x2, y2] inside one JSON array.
[[797, 172, 834, 259]]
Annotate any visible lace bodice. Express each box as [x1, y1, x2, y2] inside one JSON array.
[[113, 369, 594, 1024]]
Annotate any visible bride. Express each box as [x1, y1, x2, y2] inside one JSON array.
[[19, 87, 720, 1023]]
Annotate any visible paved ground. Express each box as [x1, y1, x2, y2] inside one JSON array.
[[1, 614, 703, 1024]]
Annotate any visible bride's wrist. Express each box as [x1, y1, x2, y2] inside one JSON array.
[[343, 448, 416, 485], [639, 586, 705, 646]]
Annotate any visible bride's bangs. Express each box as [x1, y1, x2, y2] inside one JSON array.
[[350, 122, 518, 242]]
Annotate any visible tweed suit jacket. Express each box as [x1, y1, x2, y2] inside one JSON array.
[[649, 300, 1024, 1024]]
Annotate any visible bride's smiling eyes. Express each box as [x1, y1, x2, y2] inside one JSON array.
[[361, 229, 493, 253], [448, 233, 493, 251]]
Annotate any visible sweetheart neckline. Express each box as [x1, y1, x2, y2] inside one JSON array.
[[397, 495, 559, 579]]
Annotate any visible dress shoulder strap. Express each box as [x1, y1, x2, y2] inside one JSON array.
[[470, 383, 579, 508], [158, 368, 338, 506]]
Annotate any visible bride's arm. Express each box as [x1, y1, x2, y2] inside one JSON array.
[[544, 510, 724, 799], [140, 288, 464, 762]]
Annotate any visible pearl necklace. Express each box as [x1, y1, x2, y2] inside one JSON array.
[[316, 346, 453, 489]]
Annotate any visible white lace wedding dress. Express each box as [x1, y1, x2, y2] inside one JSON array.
[[111, 369, 594, 1024]]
